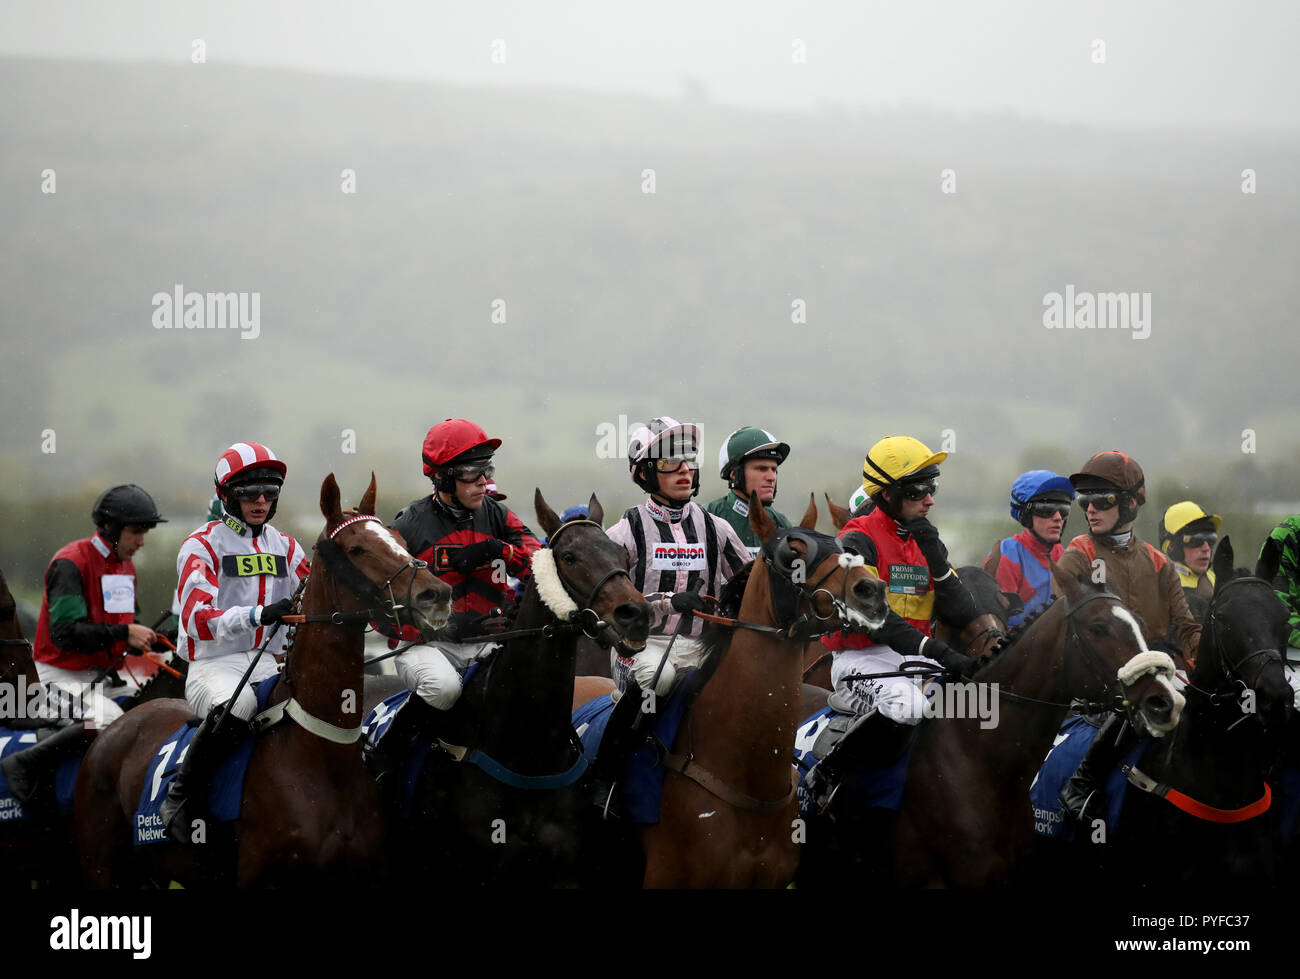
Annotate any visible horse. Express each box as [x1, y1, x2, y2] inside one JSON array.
[[395, 490, 650, 888], [576, 491, 889, 888], [1048, 536, 1291, 886], [0, 566, 83, 888], [882, 565, 1186, 886], [73, 473, 451, 887]]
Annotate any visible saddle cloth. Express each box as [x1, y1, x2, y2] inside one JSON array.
[[792, 706, 915, 815], [132, 674, 280, 845], [571, 669, 701, 825], [0, 730, 80, 822], [1029, 714, 1146, 841]]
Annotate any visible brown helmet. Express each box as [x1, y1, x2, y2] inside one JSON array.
[[1069, 450, 1146, 504]]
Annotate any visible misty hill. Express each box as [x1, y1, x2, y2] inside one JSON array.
[[1, 56, 1298, 556]]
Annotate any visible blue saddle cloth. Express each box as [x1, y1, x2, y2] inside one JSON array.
[[791, 707, 914, 815], [132, 674, 280, 845], [571, 669, 699, 825], [361, 688, 423, 817], [1274, 769, 1300, 842], [1030, 714, 1146, 841], [0, 730, 80, 822]]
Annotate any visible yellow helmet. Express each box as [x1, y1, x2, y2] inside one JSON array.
[[1160, 501, 1222, 554], [861, 436, 948, 495]]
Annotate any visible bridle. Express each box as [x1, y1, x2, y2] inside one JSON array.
[[697, 528, 880, 642], [1185, 575, 1285, 706], [538, 519, 634, 642]]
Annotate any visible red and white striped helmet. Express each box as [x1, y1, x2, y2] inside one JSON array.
[[213, 442, 287, 490]]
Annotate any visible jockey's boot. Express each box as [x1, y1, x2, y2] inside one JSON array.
[[159, 706, 251, 844], [366, 693, 441, 791], [805, 710, 912, 816], [586, 684, 647, 821], [0, 721, 94, 809], [1058, 712, 1133, 824]]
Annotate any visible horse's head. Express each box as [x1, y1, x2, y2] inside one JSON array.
[[750, 491, 888, 637], [933, 566, 1020, 659], [1193, 536, 1295, 733], [533, 490, 650, 653], [1052, 562, 1184, 737], [317, 473, 452, 634], [0, 566, 36, 692]]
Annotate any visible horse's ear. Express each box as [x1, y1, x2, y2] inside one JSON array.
[[798, 492, 817, 531], [1050, 560, 1090, 604], [747, 489, 778, 543], [826, 493, 850, 531], [1002, 591, 1025, 618], [587, 493, 604, 529], [320, 474, 343, 527], [534, 488, 561, 539], [1257, 536, 1283, 585], [1211, 535, 1234, 590], [358, 472, 377, 516]]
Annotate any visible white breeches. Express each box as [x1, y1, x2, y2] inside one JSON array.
[[186, 652, 281, 721], [830, 644, 939, 725], [610, 635, 701, 699], [396, 641, 496, 710], [34, 661, 138, 729]]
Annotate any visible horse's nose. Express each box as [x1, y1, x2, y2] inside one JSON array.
[[415, 587, 450, 608], [614, 602, 651, 642], [852, 577, 885, 604], [1143, 691, 1173, 725]]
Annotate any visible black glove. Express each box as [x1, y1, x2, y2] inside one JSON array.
[[670, 587, 708, 615], [932, 640, 981, 680], [259, 598, 294, 626], [905, 517, 950, 574], [448, 538, 507, 575]]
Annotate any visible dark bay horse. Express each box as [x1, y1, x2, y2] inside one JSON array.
[[1054, 537, 1291, 885], [399, 491, 650, 888], [890, 566, 1186, 886], [0, 566, 81, 887], [577, 492, 888, 887], [73, 474, 451, 887]]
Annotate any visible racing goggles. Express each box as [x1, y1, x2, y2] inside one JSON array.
[[1076, 491, 1119, 511], [1027, 502, 1071, 519], [651, 456, 700, 474], [446, 462, 496, 483], [228, 482, 281, 502], [1181, 531, 1218, 547], [899, 479, 938, 501]]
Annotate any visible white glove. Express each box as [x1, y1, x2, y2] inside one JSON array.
[[630, 649, 677, 698]]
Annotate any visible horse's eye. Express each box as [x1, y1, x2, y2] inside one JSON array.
[[561, 551, 578, 565], [1089, 623, 1108, 637], [349, 545, 365, 557]]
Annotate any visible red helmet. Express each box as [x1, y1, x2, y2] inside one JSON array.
[[213, 442, 287, 490], [421, 419, 501, 477]]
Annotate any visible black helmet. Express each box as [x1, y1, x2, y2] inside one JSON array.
[[92, 485, 166, 540]]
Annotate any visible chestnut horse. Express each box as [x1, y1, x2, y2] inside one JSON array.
[[398, 491, 650, 888], [577, 493, 889, 887], [73, 474, 451, 887], [889, 567, 1186, 886]]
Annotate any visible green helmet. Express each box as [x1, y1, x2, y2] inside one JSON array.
[[718, 427, 790, 495]]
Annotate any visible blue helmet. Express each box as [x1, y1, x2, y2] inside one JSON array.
[[1009, 470, 1074, 524]]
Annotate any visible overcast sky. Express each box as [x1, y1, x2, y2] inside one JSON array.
[[3, 0, 1296, 131]]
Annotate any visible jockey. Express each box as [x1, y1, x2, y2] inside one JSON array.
[[983, 470, 1074, 627], [1055, 450, 1201, 824], [1262, 516, 1300, 657], [589, 417, 750, 817], [367, 419, 541, 779], [804, 436, 981, 810], [1159, 501, 1220, 625], [1, 485, 166, 808], [704, 426, 791, 556], [159, 442, 309, 841]]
